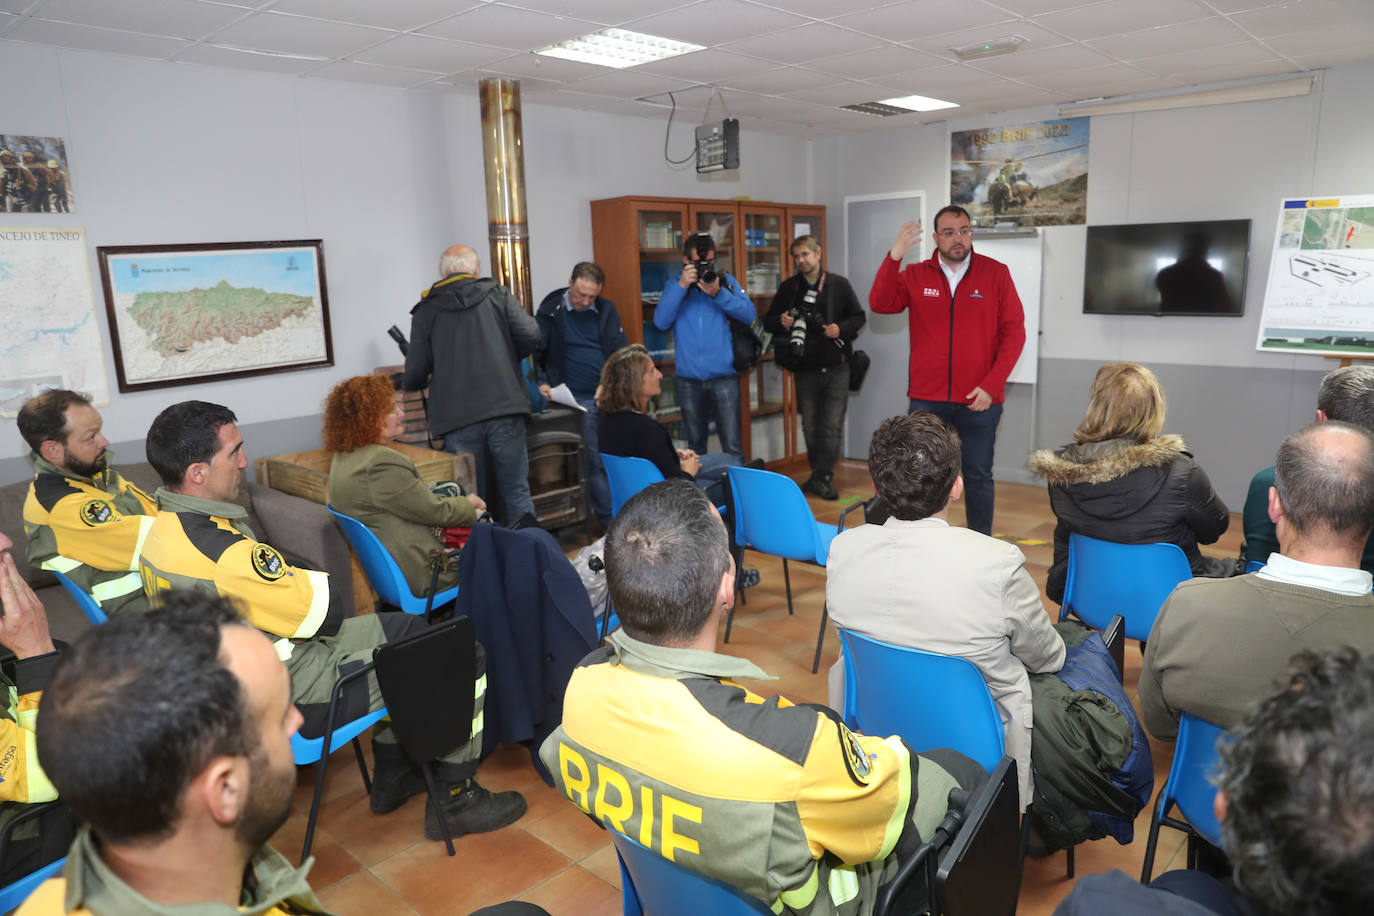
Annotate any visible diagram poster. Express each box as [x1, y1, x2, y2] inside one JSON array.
[[1257, 195, 1374, 356]]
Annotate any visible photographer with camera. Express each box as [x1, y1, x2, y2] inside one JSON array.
[[653, 233, 756, 459], [763, 235, 866, 500]]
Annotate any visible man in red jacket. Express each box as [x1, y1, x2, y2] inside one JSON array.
[[870, 205, 1025, 535]]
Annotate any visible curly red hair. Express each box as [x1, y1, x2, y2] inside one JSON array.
[[322, 375, 396, 453]]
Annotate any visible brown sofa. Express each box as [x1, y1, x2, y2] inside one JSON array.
[[0, 462, 355, 642]]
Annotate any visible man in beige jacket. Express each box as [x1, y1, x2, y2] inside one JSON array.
[[827, 412, 1065, 809]]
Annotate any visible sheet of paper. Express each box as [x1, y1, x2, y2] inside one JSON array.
[[548, 383, 588, 412]]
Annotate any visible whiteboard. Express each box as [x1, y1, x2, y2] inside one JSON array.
[[972, 231, 1042, 386]]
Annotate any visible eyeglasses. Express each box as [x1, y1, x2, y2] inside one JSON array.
[[937, 227, 972, 239]]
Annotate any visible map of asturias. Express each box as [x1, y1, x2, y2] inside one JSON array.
[[105, 246, 327, 386], [0, 227, 109, 416]]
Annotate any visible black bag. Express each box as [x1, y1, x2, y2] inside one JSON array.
[[848, 349, 871, 392], [730, 317, 763, 372]]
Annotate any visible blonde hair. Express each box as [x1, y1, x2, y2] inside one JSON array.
[[598, 345, 654, 414], [1073, 362, 1166, 443]]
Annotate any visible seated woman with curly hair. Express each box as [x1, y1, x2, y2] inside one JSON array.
[[596, 344, 741, 502], [325, 374, 485, 596]]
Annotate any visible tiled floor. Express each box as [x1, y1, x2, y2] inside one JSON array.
[[273, 461, 1245, 916]]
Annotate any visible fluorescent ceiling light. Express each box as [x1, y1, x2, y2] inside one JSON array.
[[1060, 76, 1314, 117], [535, 28, 704, 69], [951, 35, 1026, 61], [880, 94, 959, 112]]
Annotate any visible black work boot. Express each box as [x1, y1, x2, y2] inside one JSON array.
[[813, 471, 839, 500], [424, 779, 527, 840], [370, 740, 428, 814]]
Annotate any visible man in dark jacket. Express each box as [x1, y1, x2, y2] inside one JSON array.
[[870, 206, 1025, 535], [535, 261, 628, 524], [403, 244, 541, 525], [763, 236, 865, 500]]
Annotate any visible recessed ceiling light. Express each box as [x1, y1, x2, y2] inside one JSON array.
[[535, 28, 704, 69], [950, 35, 1027, 61], [880, 94, 959, 112]]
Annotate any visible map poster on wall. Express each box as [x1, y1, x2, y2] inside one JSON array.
[[1256, 195, 1374, 357], [950, 117, 1089, 229], [96, 240, 334, 393], [0, 227, 109, 416], [1, 135, 75, 213]]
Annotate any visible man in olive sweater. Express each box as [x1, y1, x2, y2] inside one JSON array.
[[1140, 421, 1374, 740]]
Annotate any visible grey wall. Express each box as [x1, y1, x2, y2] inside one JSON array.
[[822, 59, 1374, 509]]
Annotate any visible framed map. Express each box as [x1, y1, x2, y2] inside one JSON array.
[[96, 240, 333, 393]]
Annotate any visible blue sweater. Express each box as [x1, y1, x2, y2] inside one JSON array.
[[653, 272, 756, 381]]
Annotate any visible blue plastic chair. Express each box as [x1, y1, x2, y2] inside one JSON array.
[[1244, 559, 1265, 574], [839, 629, 1005, 772], [326, 505, 458, 617], [0, 855, 66, 912], [611, 830, 773, 916], [726, 466, 837, 671], [293, 662, 389, 860], [52, 571, 108, 626], [602, 454, 666, 517], [1140, 712, 1227, 881], [1061, 534, 1193, 641]]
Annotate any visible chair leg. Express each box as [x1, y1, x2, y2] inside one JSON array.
[[811, 604, 828, 674], [723, 599, 739, 644], [301, 752, 331, 862], [783, 558, 794, 615], [734, 545, 747, 606], [1140, 791, 1169, 882], [351, 737, 372, 793], [1065, 842, 1075, 879], [422, 763, 456, 857]]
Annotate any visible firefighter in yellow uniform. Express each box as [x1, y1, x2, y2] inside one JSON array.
[[18, 391, 154, 617], [540, 480, 984, 915]]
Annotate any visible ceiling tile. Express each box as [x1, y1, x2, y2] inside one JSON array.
[[504, 0, 688, 26], [466, 49, 607, 81], [1168, 59, 1302, 84], [7, 18, 190, 56], [1204, 0, 1283, 12], [34, 0, 245, 38], [173, 42, 322, 73], [783, 80, 894, 106], [627, 0, 809, 46], [268, 0, 480, 32], [741, 0, 893, 20], [352, 33, 505, 71], [1088, 18, 1251, 61], [417, 5, 599, 51], [1015, 61, 1143, 90], [720, 65, 835, 94], [1230, 0, 1374, 39], [560, 67, 685, 98], [1131, 40, 1283, 78], [0, 0, 35, 12], [903, 21, 1072, 63], [1288, 46, 1374, 69], [1051, 75, 1187, 100], [307, 60, 442, 87], [720, 22, 884, 65], [1263, 22, 1374, 56], [211, 12, 389, 57], [979, 0, 1104, 14], [635, 48, 770, 81], [717, 92, 823, 119], [1032, 0, 1214, 41], [874, 63, 1020, 96], [971, 41, 1114, 75], [833, 0, 1016, 44], [808, 44, 947, 79]]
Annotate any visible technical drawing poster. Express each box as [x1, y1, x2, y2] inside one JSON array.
[[1257, 194, 1374, 356]]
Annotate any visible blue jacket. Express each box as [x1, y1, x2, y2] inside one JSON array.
[[654, 271, 756, 381], [534, 287, 629, 391]]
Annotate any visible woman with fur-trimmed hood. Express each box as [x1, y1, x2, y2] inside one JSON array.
[[1028, 362, 1234, 604]]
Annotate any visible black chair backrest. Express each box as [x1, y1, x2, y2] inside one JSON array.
[[937, 756, 1022, 916], [372, 617, 476, 766]]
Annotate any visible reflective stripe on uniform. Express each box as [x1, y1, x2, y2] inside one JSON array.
[[127, 514, 154, 570], [290, 569, 330, 639], [39, 555, 81, 574], [828, 866, 860, 907], [274, 638, 294, 662], [778, 863, 819, 911], [89, 571, 142, 604], [475, 672, 486, 700]]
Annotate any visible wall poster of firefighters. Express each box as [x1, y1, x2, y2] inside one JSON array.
[[951, 117, 1089, 229], [1, 135, 74, 213]]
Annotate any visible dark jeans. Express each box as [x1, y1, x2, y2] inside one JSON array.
[[794, 365, 850, 479], [908, 399, 1003, 535], [444, 415, 535, 525], [677, 375, 743, 460]]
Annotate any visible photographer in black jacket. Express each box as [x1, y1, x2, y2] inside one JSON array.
[[763, 235, 866, 500]]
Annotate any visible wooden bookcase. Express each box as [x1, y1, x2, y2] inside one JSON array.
[[590, 195, 825, 466]]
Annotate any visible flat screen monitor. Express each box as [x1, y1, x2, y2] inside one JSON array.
[[1083, 219, 1250, 316]]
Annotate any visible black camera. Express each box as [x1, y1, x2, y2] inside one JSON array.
[[786, 307, 817, 358], [693, 257, 720, 284]]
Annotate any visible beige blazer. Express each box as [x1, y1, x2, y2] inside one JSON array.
[[826, 516, 1065, 808]]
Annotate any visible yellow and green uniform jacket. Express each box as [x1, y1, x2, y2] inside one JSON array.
[[140, 489, 341, 658], [539, 631, 972, 916], [22, 454, 154, 616], [17, 827, 333, 916]]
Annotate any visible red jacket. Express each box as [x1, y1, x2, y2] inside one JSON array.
[[869, 251, 1025, 403]]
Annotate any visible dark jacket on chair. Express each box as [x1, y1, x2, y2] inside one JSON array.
[[456, 523, 598, 783], [1027, 435, 1230, 604]]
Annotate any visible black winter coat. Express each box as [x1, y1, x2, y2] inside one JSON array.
[[1027, 435, 1229, 604]]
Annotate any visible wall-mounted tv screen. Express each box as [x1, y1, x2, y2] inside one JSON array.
[[1084, 219, 1251, 316]]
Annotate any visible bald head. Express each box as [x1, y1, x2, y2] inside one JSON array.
[[439, 245, 479, 278], [1274, 422, 1374, 544]]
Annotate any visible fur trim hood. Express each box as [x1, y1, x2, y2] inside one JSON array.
[[1027, 434, 1188, 486]]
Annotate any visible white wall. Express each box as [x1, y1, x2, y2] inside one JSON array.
[[0, 40, 810, 472]]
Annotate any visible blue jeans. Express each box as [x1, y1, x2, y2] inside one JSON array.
[[677, 375, 743, 460], [578, 396, 612, 524], [694, 451, 740, 505], [444, 415, 535, 526], [908, 399, 1003, 536]]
